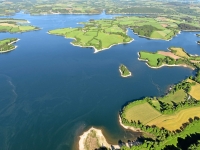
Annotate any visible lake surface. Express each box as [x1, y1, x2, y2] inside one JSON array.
[[0, 12, 199, 150]]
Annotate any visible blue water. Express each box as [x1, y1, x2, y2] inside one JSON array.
[[0, 12, 199, 150]]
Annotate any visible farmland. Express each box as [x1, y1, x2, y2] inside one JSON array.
[[48, 15, 200, 52], [147, 106, 200, 131], [0, 38, 18, 53], [0, 18, 39, 33], [139, 46, 200, 69], [123, 101, 161, 124]]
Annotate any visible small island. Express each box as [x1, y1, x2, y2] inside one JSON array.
[[138, 46, 200, 69], [196, 34, 200, 37], [119, 64, 132, 77], [0, 18, 40, 33], [198, 41, 200, 45], [0, 38, 19, 53]]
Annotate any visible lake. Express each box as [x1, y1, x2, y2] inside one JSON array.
[[0, 12, 199, 150]]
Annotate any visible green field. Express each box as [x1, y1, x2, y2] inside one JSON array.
[[159, 89, 186, 104], [139, 51, 166, 67], [0, 38, 18, 52], [119, 64, 131, 77]]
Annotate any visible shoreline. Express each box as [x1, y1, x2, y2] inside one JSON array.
[[137, 52, 195, 70], [119, 115, 141, 132], [0, 39, 20, 53]]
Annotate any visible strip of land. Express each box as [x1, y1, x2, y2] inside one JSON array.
[[0, 38, 19, 53], [0, 18, 40, 33], [138, 46, 200, 69]]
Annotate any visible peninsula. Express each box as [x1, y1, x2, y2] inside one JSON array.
[[0, 18, 40, 33], [120, 74, 200, 149], [138, 47, 200, 69], [49, 16, 200, 52], [119, 64, 132, 77], [79, 127, 121, 150], [0, 38, 19, 53]]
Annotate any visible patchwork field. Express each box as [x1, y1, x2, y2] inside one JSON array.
[[147, 106, 200, 131], [49, 16, 200, 52], [124, 102, 161, 124]]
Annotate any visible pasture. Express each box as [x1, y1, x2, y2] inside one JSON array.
[[159, 89, 187, 104], [124, 102, 162, 124], [139, 51, 166, 67]]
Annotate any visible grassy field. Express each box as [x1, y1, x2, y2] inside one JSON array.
[[169, 47, 190, 58], [159, 89, 186, 104], [124, 102, 162, 124], [147, 106, 200, 131], [139, 51, 166, 67]]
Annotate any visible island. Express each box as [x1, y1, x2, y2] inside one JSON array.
[[0, 18, 40, 33], [119, 64, 132, 77], [0, 38, 19, 53], [197, 34, 200, 37], [49, 16, 200, 52], [198, 41, 200, 45], [138, 47, 200, 69]]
